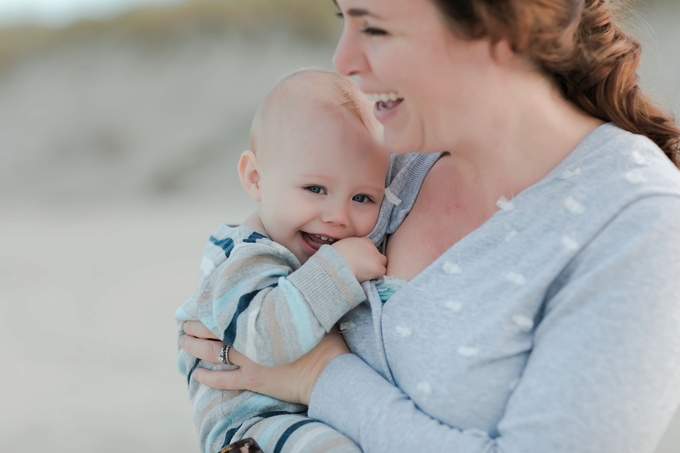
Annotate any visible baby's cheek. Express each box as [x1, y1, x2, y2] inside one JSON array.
[[358, 208, 381, 236]]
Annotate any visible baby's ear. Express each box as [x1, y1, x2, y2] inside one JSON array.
[[238, 150, 261, 202]]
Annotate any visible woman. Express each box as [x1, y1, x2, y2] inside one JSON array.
[[181, 0, 680, 451]]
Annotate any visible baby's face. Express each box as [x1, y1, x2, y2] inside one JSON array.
[[257, 106, 389, 264]]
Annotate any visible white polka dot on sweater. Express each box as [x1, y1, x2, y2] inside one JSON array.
[[395, 326, 412, 338], [506, 272, 526, 286], [630, 150, 648, 166], [624, 170, 647, 184], [445, 301, 463, 312], [512, 314, 534, 332], [564, 196, 586, 215], [496, 196, 515, 212], [417, 382, 432, 396], [442, 261, 462, 275], [458, 346, 479, 357], [560, 167, 581, 179], [384, 187, 402, 206], [505, 230, 519, 242], [561, 236, 579, 251], [339, 322, 355, 333]]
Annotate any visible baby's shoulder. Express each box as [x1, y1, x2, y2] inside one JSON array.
[[203, 224, 298, 268]]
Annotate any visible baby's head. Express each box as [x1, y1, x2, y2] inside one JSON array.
[[238, 69, 389, 264]]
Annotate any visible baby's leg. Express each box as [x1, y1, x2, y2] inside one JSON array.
[[234, 413, 361, 453]]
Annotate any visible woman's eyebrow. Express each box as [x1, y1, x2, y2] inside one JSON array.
[[331, 1, 381, 19]]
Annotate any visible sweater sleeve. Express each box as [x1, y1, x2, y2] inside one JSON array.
[[178, 233, 366, 367], [308, 195, 680, 453]]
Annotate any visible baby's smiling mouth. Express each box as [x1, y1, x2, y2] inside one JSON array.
[[302, 232, 338, 251], [307, 234, 337, 245]]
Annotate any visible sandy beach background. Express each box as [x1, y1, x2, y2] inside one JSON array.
[[0, 1, 678, 451]]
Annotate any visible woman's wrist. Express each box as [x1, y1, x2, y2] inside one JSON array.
[[300, 337, 349, 405]]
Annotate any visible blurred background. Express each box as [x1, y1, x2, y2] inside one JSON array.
[[0, 0, 677, 451]]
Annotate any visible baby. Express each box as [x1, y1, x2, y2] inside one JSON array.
[[176, 69, 389, 453]]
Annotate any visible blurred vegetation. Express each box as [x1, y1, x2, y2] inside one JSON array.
[[0, 0, 342, 68], [0, 0, 668, 70]]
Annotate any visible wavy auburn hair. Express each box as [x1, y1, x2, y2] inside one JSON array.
[[432, 0, 680, 168]]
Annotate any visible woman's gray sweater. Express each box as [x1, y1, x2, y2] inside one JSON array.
[[309, 124, 680, 453]]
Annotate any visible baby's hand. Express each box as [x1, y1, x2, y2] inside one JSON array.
[[332, 237, 387, 282]]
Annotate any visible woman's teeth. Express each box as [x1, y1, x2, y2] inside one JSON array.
[[365, 92, 403, 103]]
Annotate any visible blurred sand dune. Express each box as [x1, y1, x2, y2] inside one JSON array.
[[0, 0, 678, 451]]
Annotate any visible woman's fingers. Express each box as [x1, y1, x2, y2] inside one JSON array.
[[181, 334, 224, 363], [225, 346, 245, 366], [182, 320, 219, 340], [193, 367, 247, 390], [182, 329, 350, 404]]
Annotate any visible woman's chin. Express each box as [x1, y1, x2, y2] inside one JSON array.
[[383, 130, 424, 154]]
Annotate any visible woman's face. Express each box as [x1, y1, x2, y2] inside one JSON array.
[[333, 0, 501, 154]]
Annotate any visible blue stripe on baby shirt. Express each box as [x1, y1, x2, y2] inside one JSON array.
[[210, 236, 235, 258], [187, 357, 201, 386], [243, 232, 267, 243], [273, 419, 316, 453], [221, 411, 293, 448], [222, 283, 277, 346]]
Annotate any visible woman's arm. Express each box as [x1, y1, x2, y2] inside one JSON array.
[[188, 196, 680, 452], [308, 195, 680, 452], [182, 321, 349, 406]]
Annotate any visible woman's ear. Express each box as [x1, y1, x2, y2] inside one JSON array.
[[490, 38, 515, 65], [238, 150, 262, 202]]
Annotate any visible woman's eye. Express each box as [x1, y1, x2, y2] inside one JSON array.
[[352, 194, 371, 203], [306, 186, 325, 194], [361, 27, 387, 37]]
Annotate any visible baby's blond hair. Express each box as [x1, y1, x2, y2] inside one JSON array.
[[249, 69, 377, 155]]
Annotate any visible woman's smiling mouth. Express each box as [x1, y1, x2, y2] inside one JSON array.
[[365, 92, 404, 111]]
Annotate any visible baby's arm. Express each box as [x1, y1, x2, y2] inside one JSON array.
[[177, 225, 368, 367]]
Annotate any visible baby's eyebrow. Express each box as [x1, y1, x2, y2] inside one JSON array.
[[346, 8, 371, 17], [298, 173, 334, 181]]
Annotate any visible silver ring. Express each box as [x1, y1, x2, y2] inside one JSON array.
[[218, 344, 232, 365]]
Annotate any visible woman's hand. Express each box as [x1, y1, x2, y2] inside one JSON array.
[[180, 321, 350, 405]]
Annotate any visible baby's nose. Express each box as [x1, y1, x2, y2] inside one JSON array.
[[321, 201, 350, 227]]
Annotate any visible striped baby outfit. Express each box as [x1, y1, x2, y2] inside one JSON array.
[[176, 226, 367, 452]]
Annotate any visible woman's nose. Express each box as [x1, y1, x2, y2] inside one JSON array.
[[332, 27, 366, 77]]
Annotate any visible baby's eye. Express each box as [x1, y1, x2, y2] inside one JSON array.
[[306, 186, 326, 194], [352, 194, 371, 203]]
